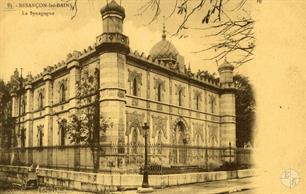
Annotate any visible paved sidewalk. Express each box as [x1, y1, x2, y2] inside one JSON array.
[[112, 177, 256, 194]]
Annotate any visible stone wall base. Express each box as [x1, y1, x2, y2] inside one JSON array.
[[0, 165, 255, 193]]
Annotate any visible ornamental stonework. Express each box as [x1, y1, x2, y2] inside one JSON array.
[[128, 69, 142, 95], [126, 111, 145, 136], [151, 115, 167, 139], [192, 122, 204, 143], [153, 77, 166, 101], [208, 124, 218, 145]]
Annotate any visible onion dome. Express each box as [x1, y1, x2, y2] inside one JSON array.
[[149, 23, 179, 63], [100, 0, 125, 19], [218, 58, 234, 72]]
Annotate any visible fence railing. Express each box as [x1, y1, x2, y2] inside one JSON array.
[[0, 144, 253, 174]]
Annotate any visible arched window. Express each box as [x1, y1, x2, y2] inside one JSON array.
[[131, 128, 138, 154], [157, 84, 162, 102], [196, 95, 200, 110], [209, 95, 216, 114], [58, 119, 67, 146], [38, 93, 43, 109], [20, 128, 26, 148], [178, 90, 183, 106], [132, 78, 138, 96], [37, 125, 43, 147], [157, 130, 162, 154], [21, 99, 26, 114], [59, 84, 66, 103]]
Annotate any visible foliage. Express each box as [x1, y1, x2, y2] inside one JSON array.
[[137, 0, 262, 67], [65, 113, 112, 145], [234, 74, 255, 147], [0, 79, 15, 148], [58, 67, 113, 172], [64, 68, 112, 146]]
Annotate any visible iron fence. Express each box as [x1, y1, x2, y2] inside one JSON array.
[[0, 144, 253, 174]]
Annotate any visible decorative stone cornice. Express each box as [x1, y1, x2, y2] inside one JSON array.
[[67, 61, 80, 70], [43, 74, 52, 81], [25, 84, 33, 90], [95, 32, 129, 54], [66, 50, 81, 64]]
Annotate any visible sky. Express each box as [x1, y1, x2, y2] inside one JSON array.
[[0, 0, 231, 81]]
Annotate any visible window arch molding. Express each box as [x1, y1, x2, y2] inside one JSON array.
[[59, 83, 66, 103], [154, 77, 166, 102], [128, 69, 142, 97], [38, 92, 44, 109]]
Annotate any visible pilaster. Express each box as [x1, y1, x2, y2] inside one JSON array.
[[43, 73, 53, 166], [25, 84, 33, 148], [67, 60, 80, 115]]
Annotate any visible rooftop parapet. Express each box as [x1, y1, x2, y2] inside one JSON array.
[[128, 50, 220, 88]]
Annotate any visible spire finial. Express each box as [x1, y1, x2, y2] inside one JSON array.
[[162, 16, 166, 40]]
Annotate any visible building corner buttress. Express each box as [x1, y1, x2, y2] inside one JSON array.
[[218, 59, 236, 148], [96, 0, 129, 154]]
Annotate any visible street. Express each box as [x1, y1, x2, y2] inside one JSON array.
[[115, 177, 255, 194], [0, 177, 255, 194]]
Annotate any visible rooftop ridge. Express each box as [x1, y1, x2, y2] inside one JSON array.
[[25, 45, 219, 89]]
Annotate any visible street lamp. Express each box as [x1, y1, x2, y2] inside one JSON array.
[[137, 122, 153, 193], [142, 122, 149, 188]]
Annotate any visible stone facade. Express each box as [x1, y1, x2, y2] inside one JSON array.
[[9, 0, 236, 170]]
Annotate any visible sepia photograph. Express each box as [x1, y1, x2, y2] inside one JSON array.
[[0, 0, 305, 193]]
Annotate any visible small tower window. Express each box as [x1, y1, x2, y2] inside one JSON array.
[[157, 84, 162, 102], [132, 78, 138, 96], [178, 89, 183, 106], [59, 84, 66, 103]]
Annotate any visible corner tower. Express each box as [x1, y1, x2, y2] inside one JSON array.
[[218, 59, 236, 148], [96, 0, 129, 161]]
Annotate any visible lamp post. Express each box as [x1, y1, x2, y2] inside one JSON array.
[[229, 142, 232, 163], [137, 122, 153, 193], [142, 122, 149, 188]]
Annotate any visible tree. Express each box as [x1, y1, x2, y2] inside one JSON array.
[[0, 79, 15, 149], [234, 74, 255, 147], [137, 0, 262, 68], [60, 68, 112, 172]]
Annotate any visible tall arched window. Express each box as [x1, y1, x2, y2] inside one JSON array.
[[38, 93, 43, 109], [21, 99, 26, 114], [196, 95, 200, 110], [59, 84, 66, 103], [20, 128, 26, 148], [157, 84, 162, 102], [178, 90, 183, 106], [157, 130, 162, 154], [131, 128, 138, 154], [209, 95, 216, 114], [58, 119, 67, 146], [37, 125, 43, 147], [132, 78, 138, 96]]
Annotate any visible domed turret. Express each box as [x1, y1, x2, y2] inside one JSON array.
[[100, 0, 125, 19], [149, 24, 180, 64], [100, 0, 125, 33], [218, 58, 235, 83]]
